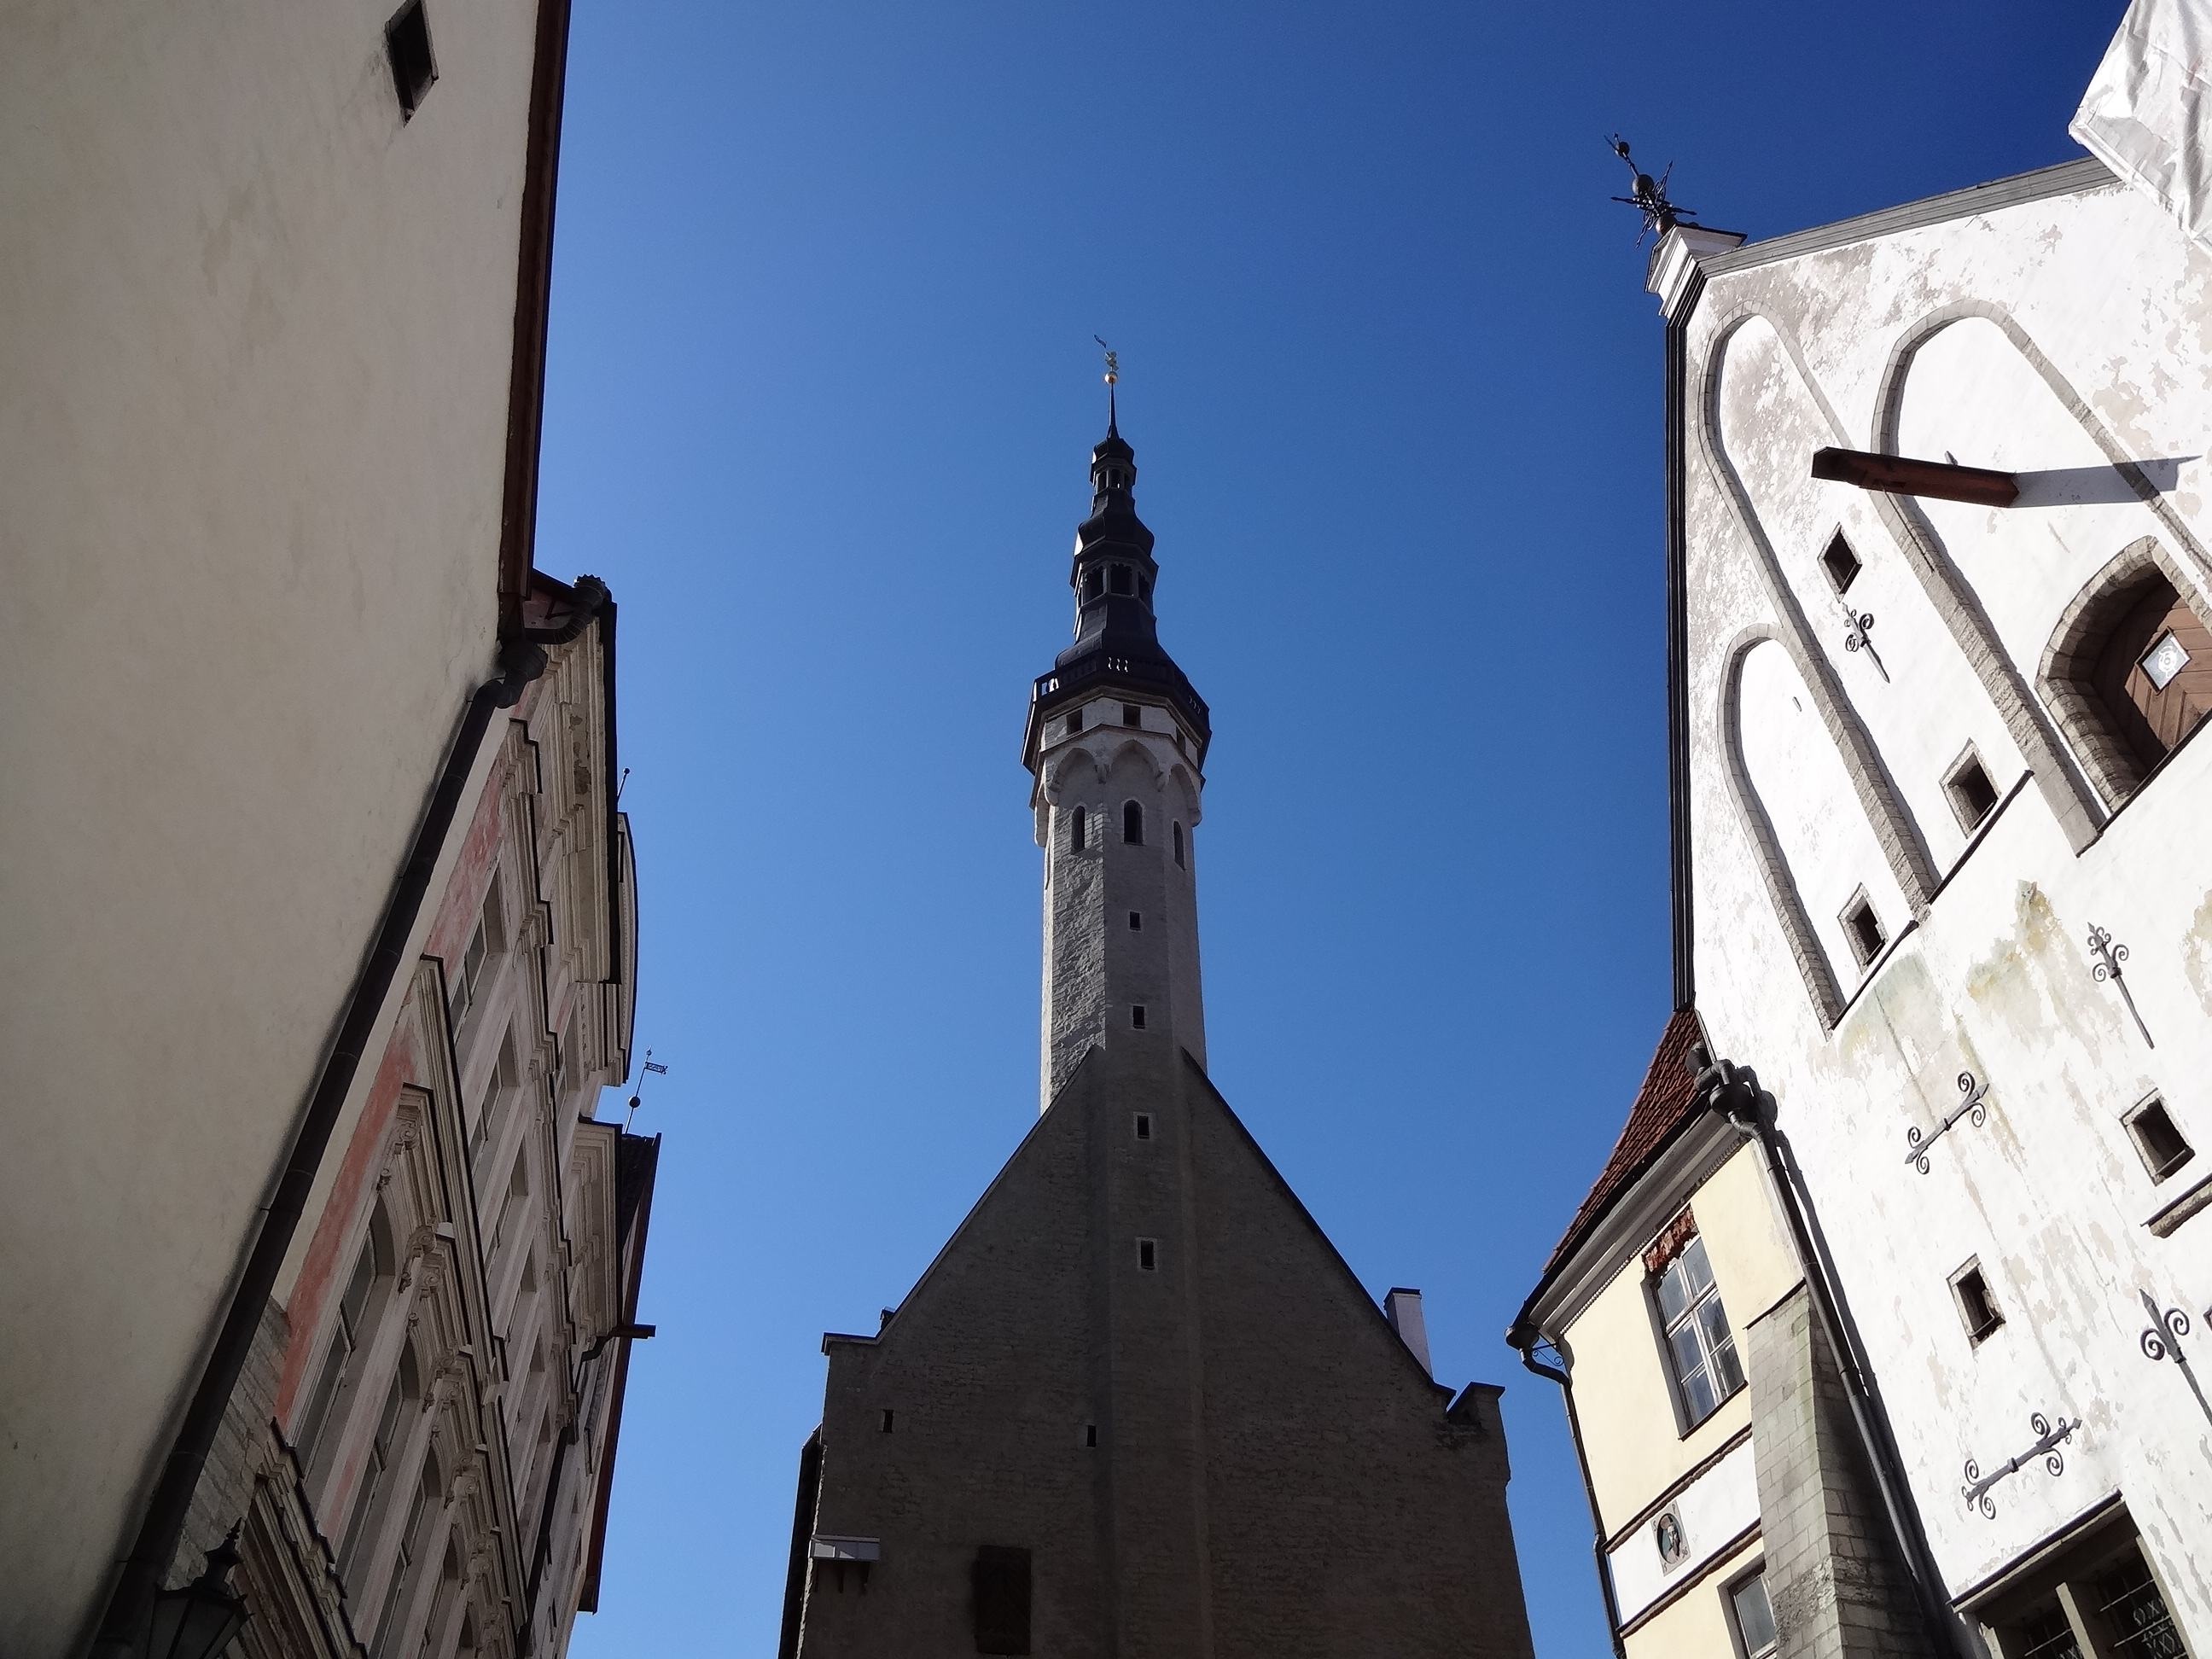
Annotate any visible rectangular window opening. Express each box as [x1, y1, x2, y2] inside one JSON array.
[[2125, 1095, 2194, 1183], [1122, 702, 1142, 728], [1083, 1423, 1097, 1448], [1130, 1004, 1146, 1030], [1066, 707, 1083, 735], [1842, 890, 1887, 968], [1133, 1113, 1152, 1141], [1128, 911, 1143, 931], [1944, 749, 2001, 833], [879, 1409, 894, 1433], [1728, 1569, 1778, 1659], [385, 0, 437, 117], [1821, 533, 1862, 595], [972, 1545, 1033, 1656], [1952, 1260, 2003, 1342], [1137, 1238, 1157, 1272]]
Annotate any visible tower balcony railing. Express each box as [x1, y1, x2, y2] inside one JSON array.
[[1032, 651, 1210, 735]]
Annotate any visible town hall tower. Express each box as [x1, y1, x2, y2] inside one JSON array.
[[781, 414, 1537, 1659]]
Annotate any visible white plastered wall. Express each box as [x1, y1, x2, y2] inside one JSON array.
[[0, 0, 544, 1646], [1681, 173, 2212, 1644]]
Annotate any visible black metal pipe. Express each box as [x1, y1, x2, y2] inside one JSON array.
[[90, 632, 561, 1657], [1511, 1336, 1627, 1659]]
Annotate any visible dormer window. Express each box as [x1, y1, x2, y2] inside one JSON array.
[[1109, 565, 1134, 597]]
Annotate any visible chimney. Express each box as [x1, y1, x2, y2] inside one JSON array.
[[1384, 1288, 1432, 1377]]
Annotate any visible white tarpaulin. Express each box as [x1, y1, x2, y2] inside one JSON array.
[[2071, 0, 2212, 253]]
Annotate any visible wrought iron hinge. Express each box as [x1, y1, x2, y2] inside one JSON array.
[[1840, 592, 1889, 682], [1906, 1070, 1991, 1173], [1963, 1412, 2077, 1517], [2139, 1289, 2212, 1427], [2087, 923, 2154, 1048]]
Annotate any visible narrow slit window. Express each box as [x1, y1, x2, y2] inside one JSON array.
[[1128, 911, 1142, 931], [1083, 1423, 1098, 1447], [1943, 749, 2001, 833], [2124, 1095, 2194, 1182], [1070, 806, 1086, 853], [879, 1409, 894, 1433], [1137, 1238, 1157, 1272], [385, 0, 437, 117], [1951, 1260, 2002, 1342], [1173, 822, 1185, 868], [1841, 890, 1886, 968], [1130, 1004, 1146, 1030], [1121, 800, 1144, 845], [1820, 533, 1862, 594], [1133, 1113, 1152, 1141]]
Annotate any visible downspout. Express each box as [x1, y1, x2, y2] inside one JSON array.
[[1510, 1332, 1627, 1659], [1689, 1045, 1971, 1659], [90, 637, 554, 1656]]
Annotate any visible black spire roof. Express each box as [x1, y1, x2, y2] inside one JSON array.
[[1022, 419, 1209, 766]]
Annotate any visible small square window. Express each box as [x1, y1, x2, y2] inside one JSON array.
[[1840, 889, 1886, 968], [1122, 702, 1142, 728], [1820, 533, 1862, 595], [1066, 707, 1084, 735], [1128, 911, 1142, 931], [1944, 748, 2001, 833], [1131, 1004, 1146, 1030], [1133, 1113, 1152, 1141], [2142, 630, 2191, 691], [1951, 1260, 2003, 1342], [1727, 1569, 1778, 1659], [2124, 1095, 2194, 1183], [1137, 1238, 1157, 1272], [385, 0, 437, 117]]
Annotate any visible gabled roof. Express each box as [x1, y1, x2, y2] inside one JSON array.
[[1511, 1009, 1705, 1342]]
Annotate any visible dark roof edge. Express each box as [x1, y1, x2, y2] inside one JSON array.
[[1703, 155, 2116, 280]]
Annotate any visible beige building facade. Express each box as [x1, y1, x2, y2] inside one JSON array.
[[0, 1, 649, 1651], [781, 421, 1537, 1659]]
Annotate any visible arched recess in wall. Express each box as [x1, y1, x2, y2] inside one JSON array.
[[2040, 535, 2212, 803], [1700, 314, 1939, 912], [1727, 632, 1926, 1017], [1873, 304, 2212, 837]]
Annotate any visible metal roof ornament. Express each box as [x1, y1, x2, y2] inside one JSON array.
[[1609, 136, 1697, 242]]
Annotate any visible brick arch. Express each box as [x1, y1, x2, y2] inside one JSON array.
[[1699, 313, 1939, 914], [2039, 535, 2212, 804], [1716, 626, 1846, 1027]]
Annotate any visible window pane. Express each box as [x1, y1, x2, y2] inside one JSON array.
[[1731, 1573, 1777, 1656], [1679, 1362, 1717, 1422], [1708, 1331, 1746, 1399], [1679, 1237, 1715, 1295], [1656, 1261, 1691, 1323], [1697, 1291, 1738, 1355]]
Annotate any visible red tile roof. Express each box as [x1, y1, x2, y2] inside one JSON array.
[[1513, 1009, 1707, 1339]]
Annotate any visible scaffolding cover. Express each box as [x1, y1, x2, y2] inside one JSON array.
[[2071, 0, 2212, 253]]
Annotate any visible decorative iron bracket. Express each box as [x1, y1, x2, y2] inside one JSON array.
[[1906, 1070, 1991, 1173], [1840, 592, 1889, 682], [1963, 1412, 2077, 1517], [2139, 1289, 2212, 1427], [2087, 924, 2154, 1048]]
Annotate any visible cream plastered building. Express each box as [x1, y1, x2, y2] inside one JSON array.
[[1617, 137, 2212, 1659], [1513, 1012, 1928, 1659], [0, 1, 599, 1650]]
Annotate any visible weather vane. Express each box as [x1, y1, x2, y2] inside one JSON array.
[[625, 1048, 669, 1132], [1093, 335, 1120, 427], [1608, 136, 1696, 242]]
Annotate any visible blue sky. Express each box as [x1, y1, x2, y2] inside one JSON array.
[[538, 3, 2123, 1650]]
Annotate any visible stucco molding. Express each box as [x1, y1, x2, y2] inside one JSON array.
[[1699, 310, 1941, 919], [1716, 626, 1852, 1027]]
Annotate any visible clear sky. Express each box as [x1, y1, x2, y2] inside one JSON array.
[[538, 3, 2124, 1651]]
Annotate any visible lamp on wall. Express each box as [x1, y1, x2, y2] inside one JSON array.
[[143, 1526, 249, 1659]]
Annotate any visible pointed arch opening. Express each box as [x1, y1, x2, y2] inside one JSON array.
[[1069, 805, 1087, 853], [1121, 800, 1144, 847], [2041, 538, 2212, 803]]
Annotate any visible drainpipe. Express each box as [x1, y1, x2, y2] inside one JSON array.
[[1689, 1045, 1972, 1659], [91, 588, 608, 1656], [1508, 1329, 1627, 1659]]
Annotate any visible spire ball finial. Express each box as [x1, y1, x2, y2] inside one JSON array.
[[1093, 335, 1119, 386]]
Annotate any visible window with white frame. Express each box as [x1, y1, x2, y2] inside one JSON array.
[[1726, 1566, 1778, 1659], [341, 1343, 420, 1581], [1649, 1225, 1744, 1427]]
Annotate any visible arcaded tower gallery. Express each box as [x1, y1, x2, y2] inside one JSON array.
[[778, 411, 1537, 1659]]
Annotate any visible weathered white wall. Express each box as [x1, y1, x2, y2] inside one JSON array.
[[1678, 170, 2212, 1645], [0, 1, 544, 1646]]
